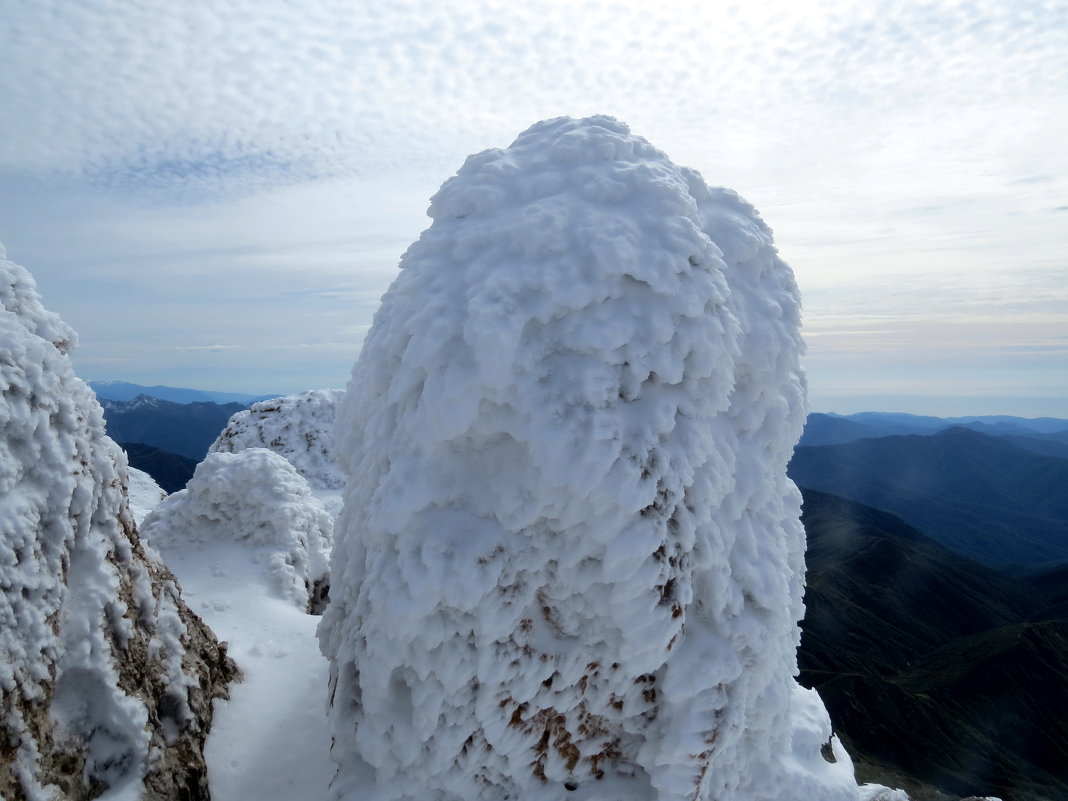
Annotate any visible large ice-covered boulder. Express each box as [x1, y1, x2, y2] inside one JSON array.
[[0, 247, 236, 801], [142, 448, 333, 612], [319, 116, 858, 801]]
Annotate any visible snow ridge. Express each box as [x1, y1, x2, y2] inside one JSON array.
[[319, 117, 857, 801]]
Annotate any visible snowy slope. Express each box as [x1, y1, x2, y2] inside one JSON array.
[[210, 389, 346, 515], [126, 466, 167, 525], [0, 246, 235, 801], [140, 448, 336, 800], [319, 116, 858, 801]]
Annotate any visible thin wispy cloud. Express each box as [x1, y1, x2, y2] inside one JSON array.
[[0, 0, 1064, 411]]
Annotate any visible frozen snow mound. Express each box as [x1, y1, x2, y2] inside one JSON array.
[[0, 248, 236, 801], [210, 389, 346, 491], [319, 116, 858, 801], [142, 448, 333, 611]]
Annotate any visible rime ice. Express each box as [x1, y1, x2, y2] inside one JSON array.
[[210, 388, 346, 516], [142, 449, 333, 611], [319, 117, 858, 801], [0, 248, 232, 800]]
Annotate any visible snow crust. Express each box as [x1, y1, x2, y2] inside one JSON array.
[[209, 389, 346, 515], [0, 250, 201, 799], [141, 448, 333, 610], [856, 787, 910, 801], [319, 116, 858, 801], [140, 499, 336, 801], [125, 466, 167, 525], [175, 557, 334, 801]]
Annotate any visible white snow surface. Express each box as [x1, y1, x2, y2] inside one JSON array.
[[125, 466, 167, 525], [210, 388, 346, 516], [141, 448, 333, 611], [0, 249, 201, 799], [319, 116, 858, 801], [142, 522, 335, 801], [856, 787, 910, 801]]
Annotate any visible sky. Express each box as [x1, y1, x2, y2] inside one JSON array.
[[0, 0, 1065, 417]]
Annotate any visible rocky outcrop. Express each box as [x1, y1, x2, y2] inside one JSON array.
[[0, 246, 237, 801]]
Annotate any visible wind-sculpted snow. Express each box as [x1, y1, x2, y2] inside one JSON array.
[[210, 389, 346, 515], [0, 248, 235, 801], [319, 117, 858, 801], [142, 449, 333, 611], [210, 389, 345, 490]]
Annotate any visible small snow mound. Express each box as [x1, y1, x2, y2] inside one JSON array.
[[320, 116, 857, 801], [126, 466, 167, 525], [210, 389, 346, 491], [142, 449, 333, 610]]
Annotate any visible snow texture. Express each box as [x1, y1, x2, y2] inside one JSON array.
[[0, 248, 212, 800], [141, 448, 333, 611], [856, 787, 911, 801], [319, 116, 858, 801], [126, 466, 167, 526], [157, 535, 335, 801], [210, 389, 346, 515], [210, 389, 345, 491]]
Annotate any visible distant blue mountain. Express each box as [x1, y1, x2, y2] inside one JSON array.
[[801, 411, 1068, 448], [789, 426, 1068, 569], [89, 380, 278, 405], [100, 395, 247, 461]]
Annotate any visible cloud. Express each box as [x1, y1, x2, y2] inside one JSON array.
[[4, 0, 1065, 194], [1, 0, 1064, 412]]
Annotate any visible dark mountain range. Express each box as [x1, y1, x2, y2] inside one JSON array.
[[798, 488, 1068, 801], [789, 427, 1068, 569], [120, 442, 197, 493], [90, 380, 277, 405], [839, 411, 1068, 436], [995, 433, 1068, 460], [101, 395, 245, 460], [799, 489, 1030, 677], [799, 412, 1068, 447], [1022, 563, 1068, 621], [797, 413, 879, 446]]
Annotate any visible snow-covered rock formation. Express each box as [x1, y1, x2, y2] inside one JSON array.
[[0, 247, 236, 801], [142, 449, 333, 612], [210, 389, 346, 515], [210, 389, 345, 491], [319, 116, 858, 801]]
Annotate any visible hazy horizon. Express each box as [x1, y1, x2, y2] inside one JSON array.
[[83, 377, 1068, 421]]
